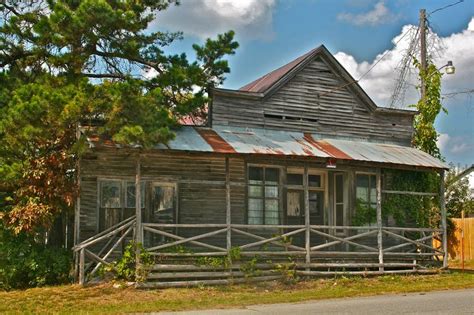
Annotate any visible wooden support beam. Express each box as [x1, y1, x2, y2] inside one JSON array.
[[143, 226, 226, 252], [79, 248, 85, 286], [238, 228, 305, 250], [231, 228, 305, 251], [310, 229, 377, 252], [376, 169, 384, 271], [304, 166, 311, 269], [225, 157, 232, 259], [146, 228, 228, 252], [135, 157, 142, 244], [440, 170, 448, 268], [381, 190, 438, 196]]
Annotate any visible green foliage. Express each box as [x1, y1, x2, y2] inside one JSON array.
[[0, 1, 238, 233], [382, 169, 439, 228], [196, 246, 241, 269], [239, 257, 261, 278], [0, 225, 72, 290], [411, 58, 447, 159], [274, 258, 298, 285], [105, 241, 153, 282], [445, 167, 474, 219], [352, 198, 377, 226]]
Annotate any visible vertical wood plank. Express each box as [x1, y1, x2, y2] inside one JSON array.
[[440, 170, 448, 268], [376, 168, 384, 271], [136, 156, 142, 244], [304, 166, 310, 267], [79, 248, 85, 286], [225, 157, 231, 255]]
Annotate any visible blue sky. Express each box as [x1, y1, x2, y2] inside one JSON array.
[[155, 0, 474, 166]]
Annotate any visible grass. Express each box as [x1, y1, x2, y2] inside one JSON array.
[[449, 259, 474, 270], [1, 272, 474, 314]]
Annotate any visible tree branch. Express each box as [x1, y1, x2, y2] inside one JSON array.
[[81, 72, 127, 79]]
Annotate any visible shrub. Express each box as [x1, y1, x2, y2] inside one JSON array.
[[0, 226, 72, 290]]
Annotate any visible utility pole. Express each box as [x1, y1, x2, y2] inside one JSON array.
[[419, 9, 427, 101]]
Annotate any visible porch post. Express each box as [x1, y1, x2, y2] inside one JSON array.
[[135, 155, 142, 277], [439, 170, 448, 268], [225, 157, 232, 257], [135, 156, 142, 244], [304, 166, 311, 268], [376, 168, 384, 272]]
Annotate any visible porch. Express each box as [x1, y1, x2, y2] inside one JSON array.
[[73, 155, 448, 287]]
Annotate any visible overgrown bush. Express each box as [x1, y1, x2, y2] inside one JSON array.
[[0, 226, 72, 290], [104, 241, 153, 282]]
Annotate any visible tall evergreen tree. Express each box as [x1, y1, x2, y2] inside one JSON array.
[[0, 1, 238, 233]]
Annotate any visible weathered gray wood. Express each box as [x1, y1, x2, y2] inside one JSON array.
[[310, 230, 378, 251], [440, 170, 448, 268], [137, 275, 283, 289], [85, 249, 111, 266], [310, 229, 378, 252], [75, 215, 135, 248], [381, 190, 438, 196], [382, 230, 442, 253], [79, 248, 85, 286], [297, 269, 438, 277], [376, 169, 384, 271], [225, 157, 231, 256], [239, 228, 306, 250], [231, 228, 305, 251], [89, 224, 135, 277], [304, 166, 311, 268], [143, 226, 226, 252], [146, 228, 228, 252], [147, 270, 279, 280], [143, 223, 227, 228], [74, 219, 135, 250]]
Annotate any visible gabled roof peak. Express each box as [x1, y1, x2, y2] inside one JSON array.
[[239, 45, 325, 93]]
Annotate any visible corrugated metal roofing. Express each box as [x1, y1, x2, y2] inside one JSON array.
[[90, 126, 448, 169], [239, 47, 318, 93]]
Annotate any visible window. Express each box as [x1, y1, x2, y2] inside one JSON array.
[[334, 174, 344, 226], [248, 166, 280, 225], [354, 174, 377, 225], [126, 182, 145, 209], [99, 180, 145, 232]]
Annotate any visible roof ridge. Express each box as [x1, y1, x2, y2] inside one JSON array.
[[239, 46, 321, 93]]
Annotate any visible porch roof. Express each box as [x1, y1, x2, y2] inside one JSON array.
[[88, 125, 448, 170]]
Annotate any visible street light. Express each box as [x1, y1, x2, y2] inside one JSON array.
[[439, 61, 455, 75]]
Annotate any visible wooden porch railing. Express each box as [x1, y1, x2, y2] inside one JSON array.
[[141, 223, 444, 268], [73, 216, 136, 285]]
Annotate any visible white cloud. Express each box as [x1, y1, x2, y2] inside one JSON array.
[[154, 0, 276, 40], [337, 1, 400, 26], [335, 18, 474, 163], [437, 133, 450, 152], [334, 18, 474, 108]]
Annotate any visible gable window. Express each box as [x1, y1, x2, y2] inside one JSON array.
[[354, 174, 377, 226], [248, 166, 280, 225]]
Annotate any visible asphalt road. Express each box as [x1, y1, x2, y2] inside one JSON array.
[[158, 288, 474, 315]]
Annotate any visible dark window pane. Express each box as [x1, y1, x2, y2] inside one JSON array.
[[356, 174, 369, 189], [309, 175, 321, 187], [265, 168, 279, 184], [335, 175, 343, 203], [336, 204, 344, 226], [126, 182, 145, 208], [287, 173, 303, 185], [309, 191, 324, 215], [249, 167, 263, 181], [101, 181, 121, 208]]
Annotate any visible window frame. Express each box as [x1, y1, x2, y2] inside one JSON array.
[[246, 164, 283, 225], [354, 172, 378, 226]]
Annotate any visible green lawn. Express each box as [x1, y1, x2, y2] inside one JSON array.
[[1, 272, 474, 314]]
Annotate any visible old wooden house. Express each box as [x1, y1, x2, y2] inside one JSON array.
[[73, 45, 449, 287]]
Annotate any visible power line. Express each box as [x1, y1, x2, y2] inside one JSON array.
[[429, 0, 464, 15], [442, 89, 474, 97]]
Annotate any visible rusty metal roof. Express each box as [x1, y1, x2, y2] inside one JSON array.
[[89, 126, 447, 169], [239, 47, 319, 93]]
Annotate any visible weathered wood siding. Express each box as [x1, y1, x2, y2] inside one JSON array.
[[212, 56, 413, 145], [79, 150, 246, 243]]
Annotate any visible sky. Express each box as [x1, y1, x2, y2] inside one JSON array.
[[153, 0, 474, 167]]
